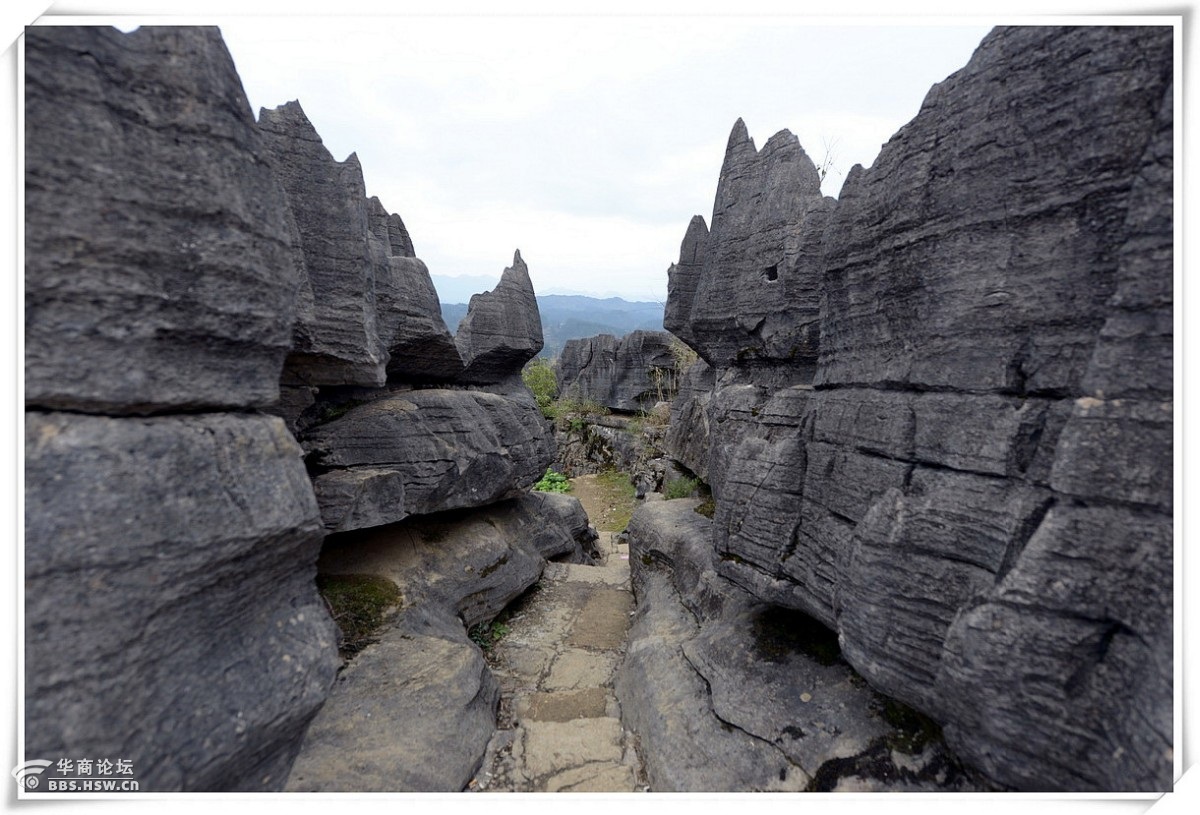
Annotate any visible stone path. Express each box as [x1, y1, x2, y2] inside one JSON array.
[[469, 521, 646, 792]]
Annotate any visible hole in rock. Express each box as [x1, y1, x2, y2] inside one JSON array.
[[751, 605, 842, 666], [762, 263, 779, 282]]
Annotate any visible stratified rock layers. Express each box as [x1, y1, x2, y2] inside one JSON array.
[[659, 25, 1172, 792], [556, 330, 678, 412], [24, 26, 341, 792], [304, 388, 555, 532], [455, 250, 544, 384], [25, 26, 301, 414]]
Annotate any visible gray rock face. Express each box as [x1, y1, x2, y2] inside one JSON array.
[[259, 101, 387, 386], [303, 388, 554, 530], [287, 494, 597, 791], [667, 119, 832, 370], [24, 26, 341, 794], [367, 195, 416, 258], [25, 411, 339, 791], [661, 25, 1173, 792], [380, 256, 464, 382], [24, 26, 301, 413], [618, 501, 984, 792], [662, 216, 709, 351], [556, 330, 678, 412], [455, 250, 544, 384]]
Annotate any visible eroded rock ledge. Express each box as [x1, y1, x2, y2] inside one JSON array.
[[653, 25, 1173, 792]]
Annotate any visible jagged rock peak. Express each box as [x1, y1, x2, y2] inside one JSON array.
[[454, 250, 544, 384], [258, 96, 387, 386], [663, 216, 709, 350], [367, 195, 416, 258], [667, 118, 829, 369], [258, 99, 322, 142]]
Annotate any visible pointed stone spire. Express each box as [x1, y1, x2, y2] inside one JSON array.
[[454, 249, 544, 384]]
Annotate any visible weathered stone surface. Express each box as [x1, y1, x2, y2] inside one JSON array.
[[303, 388, 554, 527], [659, 25, 1172, 792], [295, 496, 621, 792], [617, 571, 805, 792], [367, 194, 415, 258], [622, 501, 987, 792], [25, 411, 338, 791], [25, 26, 301, 413], [286, 605, 498, 792], [662, 215, 709, 350], [454, 250, 544, 384], [938, 504, 1172, 791], [662, 358, 714, 479], [380, 256, 464, 382], [259, 100, 386, 386], [669, 119, 832, 370], [316, 493, 592, 625], [816, 27, 1171, 394], [556, 330, 678, 412]]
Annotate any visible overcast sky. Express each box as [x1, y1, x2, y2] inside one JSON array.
[[213, 17, 991, 302]]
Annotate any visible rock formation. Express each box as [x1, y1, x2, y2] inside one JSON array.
[[24, 23, 569, 794], [286, 494, 598, 791], [555, 330, 678, 412], [25, 25, 301, 415], [24, 26, 339, 791], [650, 25, 1173, 792], [454, 250, 544, 384], [303, 387, 554, 532]]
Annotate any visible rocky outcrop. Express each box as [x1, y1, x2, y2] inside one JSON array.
[[259, 101, 389, 387], [286, 494, 597, 791], [24, 26, 339, 791], [658, 25, 1173, 792], [556, 330, 678, 412], [454, 250, 544, 384], [25, 25, 302, 414], [303, 388, 554, 532], [618, 501, 984, 792], [666, 120, 833, 371]]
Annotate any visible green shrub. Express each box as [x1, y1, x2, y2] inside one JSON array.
[[534, 468, 571, 493], [522, 358, 558, 418], [664, 477, 700, 499]]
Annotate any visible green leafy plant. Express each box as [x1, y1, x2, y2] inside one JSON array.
[[522, 358, 558, 418], [468, 620, 511, 652], [664, 476, 700, 500], [533, 468, 571, 493]]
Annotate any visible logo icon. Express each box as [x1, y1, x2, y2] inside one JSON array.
[[11, 760, 53, 790]]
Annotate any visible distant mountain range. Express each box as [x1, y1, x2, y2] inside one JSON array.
[[438, 292, 666, 359]]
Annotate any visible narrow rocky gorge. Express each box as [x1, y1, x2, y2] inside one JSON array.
[[23, 22, 1172, 795]]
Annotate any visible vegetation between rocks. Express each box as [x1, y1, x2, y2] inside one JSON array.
[[664, 476, 700, 500], [468, 620, 511, 652], [534, 468, 572, 493], [315, 573, 403, 659]]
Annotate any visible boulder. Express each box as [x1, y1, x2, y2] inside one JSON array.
[[303, 388, 554, 529], [25, 411, 339, 791], [287, 494, 598, 791], [24, 26, 301, 413], [258, 100, 387, 386], [619, 501, 984, 791], [454, 250, 544, 384]]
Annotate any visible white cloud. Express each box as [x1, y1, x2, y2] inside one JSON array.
[[215, 16, 993, 300]]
